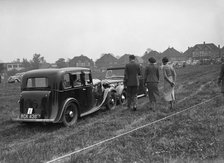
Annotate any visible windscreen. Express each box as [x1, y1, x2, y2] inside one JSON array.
[[105, 69, 124, 78]]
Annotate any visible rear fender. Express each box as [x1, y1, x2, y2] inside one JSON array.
[[57, 98, 79, 122]]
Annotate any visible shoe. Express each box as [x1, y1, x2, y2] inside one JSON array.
[[133, 106, 137, 111]]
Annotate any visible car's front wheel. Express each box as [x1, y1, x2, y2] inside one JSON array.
[[119, 90, 127, 106], [105, 91, 116, 110], [62, 102, 78, 127]]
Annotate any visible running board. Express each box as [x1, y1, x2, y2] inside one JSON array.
[[137, 94, 146, 98], [80, 106, 101, 117]]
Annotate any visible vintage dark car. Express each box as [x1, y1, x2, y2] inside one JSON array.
[[102, 67, 147, 105], [12, 67, 117, 126]]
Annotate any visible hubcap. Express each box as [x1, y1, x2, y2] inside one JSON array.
[[69, 111, 74, 117], [111, 98, 115, 104]]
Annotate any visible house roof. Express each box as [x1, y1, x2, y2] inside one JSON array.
[[194, 43, 219, 51], [142, 50, 160, 60], [95, 53, 118, 62], [117, 54, 130, 64], [183, 47, 194, 57], [117, 54, 143, 64], [71, 55, 93, 62], [161, 47, 182, 57]]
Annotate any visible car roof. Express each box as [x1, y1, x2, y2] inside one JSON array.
[[24, 67, 90, 77]]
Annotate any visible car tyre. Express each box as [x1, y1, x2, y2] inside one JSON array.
[[62, 102, 78, 127], [119, 90, 127, 106], [106, 91, 116, 110]]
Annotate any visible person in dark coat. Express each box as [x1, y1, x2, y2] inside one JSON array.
[[218, 63, 224, 96], [144, 57, 160, 110], [124, 55, 141, 111]]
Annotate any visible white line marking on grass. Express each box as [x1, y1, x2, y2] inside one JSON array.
[[46, 94, 221, 163]]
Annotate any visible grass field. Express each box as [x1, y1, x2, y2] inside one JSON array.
[[0, 64, 224, 163]]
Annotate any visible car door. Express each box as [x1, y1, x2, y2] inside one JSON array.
[[81, 71, 98, 109]]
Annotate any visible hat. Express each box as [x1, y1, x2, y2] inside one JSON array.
[[148, 57, 156, 63], [129, 55, 135, 60], [162, 57, 169, 63]]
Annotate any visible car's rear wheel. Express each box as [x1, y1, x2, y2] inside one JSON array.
[[106, 92, 116, 110], [62, 102, 78, 127]]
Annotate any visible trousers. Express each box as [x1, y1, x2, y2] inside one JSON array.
[[127, 86, 138, 108]]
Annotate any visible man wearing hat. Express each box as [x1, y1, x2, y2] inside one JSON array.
[[124, 55, 141, 111], [144, 57, 160, 110]]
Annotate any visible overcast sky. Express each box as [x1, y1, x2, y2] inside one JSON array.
[[0, 0, 224, 63]]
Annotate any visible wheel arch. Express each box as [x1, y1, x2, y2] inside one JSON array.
[[58, 98, 80, 122]]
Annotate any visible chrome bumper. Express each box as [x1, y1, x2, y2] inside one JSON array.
[[11, 117, 55, 122]]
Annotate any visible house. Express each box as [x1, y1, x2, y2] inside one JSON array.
[[161, 47, 185, 62], [117, 54, 143, 67], [69, 55, 94, 68], [6, 62, 24, 71], [160, 47, 186, 67], [142, 50, 161, 66], [117, 54, 130, 66], [186, 42, 221, 61], [95, 53, 118, 71]]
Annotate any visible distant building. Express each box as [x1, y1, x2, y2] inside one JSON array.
[[6, 62, 24, 71], [95, 53, 118, 71], [69, 55, 94, 68], [117, 54, 143, 67], [161, 47, 185, 62], [185, 42, 221, 61], [117, 54, 130, 66]]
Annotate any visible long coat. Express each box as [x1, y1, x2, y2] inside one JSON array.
[[219, 64, 224, 93], [124, 61, 141, 87]]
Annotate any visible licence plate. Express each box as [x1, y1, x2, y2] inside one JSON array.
[[20, 114, 41, 119]]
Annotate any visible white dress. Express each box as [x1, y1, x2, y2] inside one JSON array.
[[162, 64, 176, 102]]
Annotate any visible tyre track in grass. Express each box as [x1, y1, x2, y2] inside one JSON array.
[[46, 92, 222, 163], [115, 80, 214, 135]]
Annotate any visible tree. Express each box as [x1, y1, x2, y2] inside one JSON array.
[[21, 58, 31, 70], [55, 58, 67, 68], [30, 53, 46, 69]]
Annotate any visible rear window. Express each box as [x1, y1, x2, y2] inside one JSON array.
[[27, 77, 48, 88]]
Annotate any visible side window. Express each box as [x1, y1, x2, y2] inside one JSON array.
[[71, 74, 81, 87], [79, 71, 92, 86], [63, 74, 71, 89], [84, 72, 92, 85]]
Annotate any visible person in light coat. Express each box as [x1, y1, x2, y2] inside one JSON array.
[[161, 57, 176, 110]]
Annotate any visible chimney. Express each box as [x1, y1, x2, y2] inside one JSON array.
[[203, 41, 205, 44], [218, 45, 220, 49]]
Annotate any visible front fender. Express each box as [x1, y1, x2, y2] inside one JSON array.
[[116, 84, 124, 95], [102, 88, 111, 101]]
